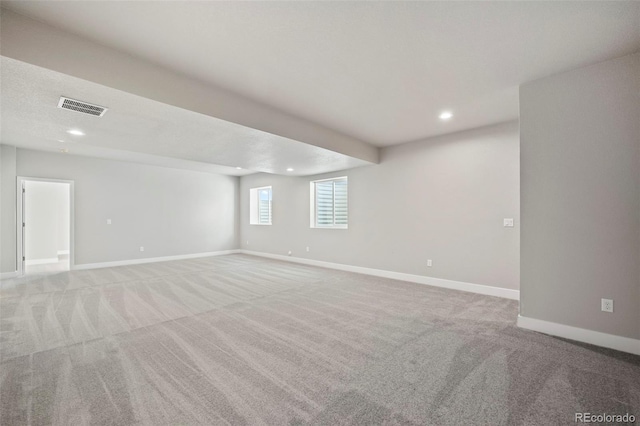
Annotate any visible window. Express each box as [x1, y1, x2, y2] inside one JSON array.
[[310, 177, 348, 228], [249, 186, 272, 225]]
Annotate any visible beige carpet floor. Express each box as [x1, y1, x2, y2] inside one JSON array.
[[1, 254, 638, 425]]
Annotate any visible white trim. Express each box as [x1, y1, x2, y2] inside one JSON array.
[[57, 250, 70, 255], [17, 177, 75, 276], [72, 249, 241, 270], [311, 175, 349, 184], [517, 315, 640, 356], [310, 176, 349, 229], [25, 257, 59, 266], [0, 271, 18, 280], [239, 249, 519, 300], [249, 186, 272, 226]]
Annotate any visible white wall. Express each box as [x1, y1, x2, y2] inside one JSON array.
[[24, 181, 69, 263], [12, 148, 239, 266], [520, 52, 640, 340], [240, 122, 520, 290], [0, 145, 17, 274]]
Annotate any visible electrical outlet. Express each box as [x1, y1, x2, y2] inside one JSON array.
[[139, 246, 144, 252], [601, 298, 613, 313], [287, 250, 292, 256], [427, 259, 433, 267], [503, 218, 514, 227], [306, 246, 310, 252], [246, 240, 249, 245], [107, 219, 112, 225]]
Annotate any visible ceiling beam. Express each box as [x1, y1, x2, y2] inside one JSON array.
[[0, 8, 379, 165]]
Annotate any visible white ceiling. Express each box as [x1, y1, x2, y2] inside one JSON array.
[[3, 1, 639, 146], [0, 57, 371, 176]]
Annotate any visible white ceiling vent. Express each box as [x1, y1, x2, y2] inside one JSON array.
[[57, 97, 108, 117]]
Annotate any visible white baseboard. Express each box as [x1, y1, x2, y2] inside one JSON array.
[[25, 257, 59, 266], [72, 249, 241, 271], [57, 250, 70, 255], [0, 271, 18, 280], [517, 315, 640, 356], [239, 250, 519, 300]]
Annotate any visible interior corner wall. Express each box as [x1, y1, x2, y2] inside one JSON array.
[[520, 52, 640, 340], [15, 148, 239, 267], [240, 121, 520, 291], [0, 144, 17, 274]]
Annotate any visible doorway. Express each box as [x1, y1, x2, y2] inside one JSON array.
[[17, 177, 74, 276]]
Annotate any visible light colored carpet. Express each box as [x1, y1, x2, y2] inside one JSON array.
[[1, 254, 638, 425]]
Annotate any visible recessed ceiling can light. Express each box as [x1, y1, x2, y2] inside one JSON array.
[[286, 168, 294, 172], [439, 111, 453, 121], [67, 129, 85, 136], [236, 167, 242, 170], [57, 139, 66, 143]]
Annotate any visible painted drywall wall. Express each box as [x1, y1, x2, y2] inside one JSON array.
[[520, 52, 640, 339], [13, 149, 239, 266], [0, 145, 17, 273], [240, 121, 520, 290], [24, 181, 69, 262]]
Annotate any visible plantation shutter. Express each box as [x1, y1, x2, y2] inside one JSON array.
[[258, 189, 272, 224], [334, 179, 348, 225], [315, 181, 334, 226], [314, 178, 347, 227]]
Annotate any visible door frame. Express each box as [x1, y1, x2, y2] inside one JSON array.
[[16, 177, 75, 276]]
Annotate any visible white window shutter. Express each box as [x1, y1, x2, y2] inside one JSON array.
[[334, 179, 348, 225], [313, 177, 347, 228]]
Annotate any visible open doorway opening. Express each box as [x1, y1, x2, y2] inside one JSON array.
[[18, 178, 73, 276]]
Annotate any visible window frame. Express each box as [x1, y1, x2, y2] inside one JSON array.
[[309, 176, 348, 229], [249, 186, 272, 226]]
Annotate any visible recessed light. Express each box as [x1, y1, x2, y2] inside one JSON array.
[[439, 111, 453, 121], [59, 148, 69, 153], [236, 167, 242, 170], [57, 139, 66, 143], [67, 129, 85, 136], [286, 168, 294, 172]]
